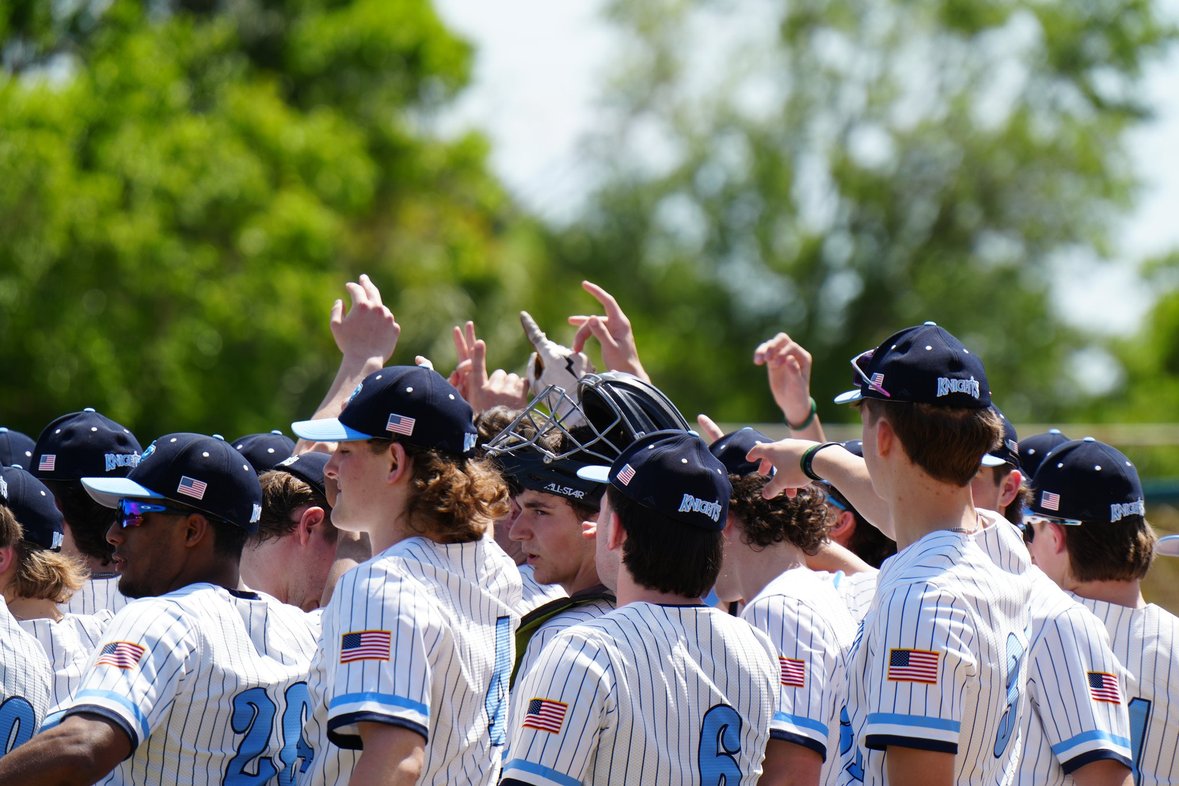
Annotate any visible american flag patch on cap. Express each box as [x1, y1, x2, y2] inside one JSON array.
[[522, 698, 568, 734], [616, 464, 636, 486], [779, 657, 805, 688], [1041, 490, 1061, 511], [340, 630, 392, 663], [386, 413, 415, 436], [96, 641, 146, 669], [38, 454, 56, 472], [887, 648, 939, 684], [177, 475, 207, 500], [1088, 672, 1122, 703]]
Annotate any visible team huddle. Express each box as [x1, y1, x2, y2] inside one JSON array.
[[0, 277, 1174, 785]]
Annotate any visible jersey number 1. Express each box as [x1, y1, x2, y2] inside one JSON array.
[[483, 616, 512, 747], [0, 697, 36, 755], [992, 631, 1027, 758]]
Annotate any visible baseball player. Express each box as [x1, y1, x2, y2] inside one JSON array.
[[1027, 437, 1178, 785], [968, 406, 1028, 524], [292, 364, 521, 786], [0, 433, 319, 785], [241, 451, 338, 612], [31, 408, 142, 615], [0, 469, 56, 758], [502, 430, 779, 786], [709, 427, 857, 786], [749, 322, 1033, 785], [0, 465, 113, 708]]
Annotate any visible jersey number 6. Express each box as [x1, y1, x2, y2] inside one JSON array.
[[698, 704, 743, 786]]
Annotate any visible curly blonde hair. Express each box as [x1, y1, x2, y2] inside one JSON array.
[[0, 506, 86, 603]]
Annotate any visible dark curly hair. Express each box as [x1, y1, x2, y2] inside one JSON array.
[[41, 479, 117, 565], [727, 476, 830, 556]]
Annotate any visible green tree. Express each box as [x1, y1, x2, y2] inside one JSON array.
[[0, 0, 547, 439], [550, 0, 1174, 425]]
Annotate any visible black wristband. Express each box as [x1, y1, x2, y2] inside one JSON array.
[[800, 441, 840, 482], [785, 396, 818, 430]]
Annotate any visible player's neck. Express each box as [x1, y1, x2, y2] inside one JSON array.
[[736, 542, 806, 603], [5, 595, 63, 623], [1070, 578, 1145, 609], [614, 569, 701, 607], [886, 468, 979, 550]]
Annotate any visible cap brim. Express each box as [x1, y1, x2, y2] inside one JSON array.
[[980, 454, 1008, 468], [81, 477, 166, 509], [1157, 535, 1179, 558], [290, 418, 372, 442], [834, 389, 864, 405], [576, 465, 612, 484]]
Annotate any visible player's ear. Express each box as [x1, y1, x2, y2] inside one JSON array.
[[581, 517, 597, 539], [874, 417, 895, 457], [386, 441, 410, 485], [829, 509, 856, 542], [1047, 522, 1069, 554], [997, 469, 1023, 508], [183, 512, 211, 549], [296, 507, 327, 546], [0, 544, 16, 579], [606, 510, 626, 551]]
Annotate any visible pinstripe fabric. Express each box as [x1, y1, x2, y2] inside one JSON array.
[[515, 597, 615, 687], [973, 515, 1132, 783], [518, 564, 568, 616], [19, 610, 114, 706], [46, 584, 318, 785], [61, 576, 128, 616], [839, 529, 1032, 785], [830, 570, 878, 624], [302, 535, 522, 786], [1078, 596, 1179, 784], [503, 603, 778, 786], [742, 567, 857, 786], [0, 597, 51, 758]]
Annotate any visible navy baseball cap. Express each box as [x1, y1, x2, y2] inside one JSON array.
[[32, 409, 141, 481], [494, 445, 605, 506], [0, 466, 64, 550], [292, 366, 478, 457], [1019, 429, 1069, 480], [981, 406, 1019, 469], [709, 427, 773, 477], [835, 322, 991, 409], [0, 428, 36, 469], [270, 451, 330, 500], [233, 431, 296, 473], [578, 430, 731, 531], [82, 433, 263, 532], [1030, 438, 1144, 525]]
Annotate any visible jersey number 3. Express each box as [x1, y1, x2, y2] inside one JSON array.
[[699, 704, 743, 786]]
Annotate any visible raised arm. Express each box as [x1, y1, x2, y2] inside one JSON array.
[[753, 332, 825, 442], [295, 274, 399, 453], [447, 320, 530, 415], [568, 280, 650, 381]]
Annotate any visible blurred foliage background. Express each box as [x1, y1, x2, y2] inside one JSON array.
[[2, 0, 1179, 598]]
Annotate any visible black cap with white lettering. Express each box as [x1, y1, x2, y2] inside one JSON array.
[[0, 466, 64, 551], [835, 322, 991, 409], [32, 409, 142, 481], [579, 430, 730, 531], [1030, 438, 1144, 525]]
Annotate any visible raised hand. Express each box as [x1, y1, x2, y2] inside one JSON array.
[[568, 281, 650, 381]]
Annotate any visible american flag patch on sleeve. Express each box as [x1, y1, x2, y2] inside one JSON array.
[[522, 698, 568, 734], [96, 641, 146, 669], [340, 630, 392, 663], [887, 648, 939, 684], [1087, 672, 1122, 703], [779, 657, 805, 688]]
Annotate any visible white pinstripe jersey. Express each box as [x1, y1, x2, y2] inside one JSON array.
[[515, 596, 615, 687], [973, 514, 1132, 783], [61, 575, 128, 616], [742, 567, 856, 786], [19, 610, 114, 706], [502, 602, 779, 786], [47, 583, 318, 786], [839, 529, 1032, 785], [302, 535, 522, 786], [1077, 596, 1179, 785], [0, 597, 52, 758], [518, 563, 567, 615], [828, 570, 878, 623]]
